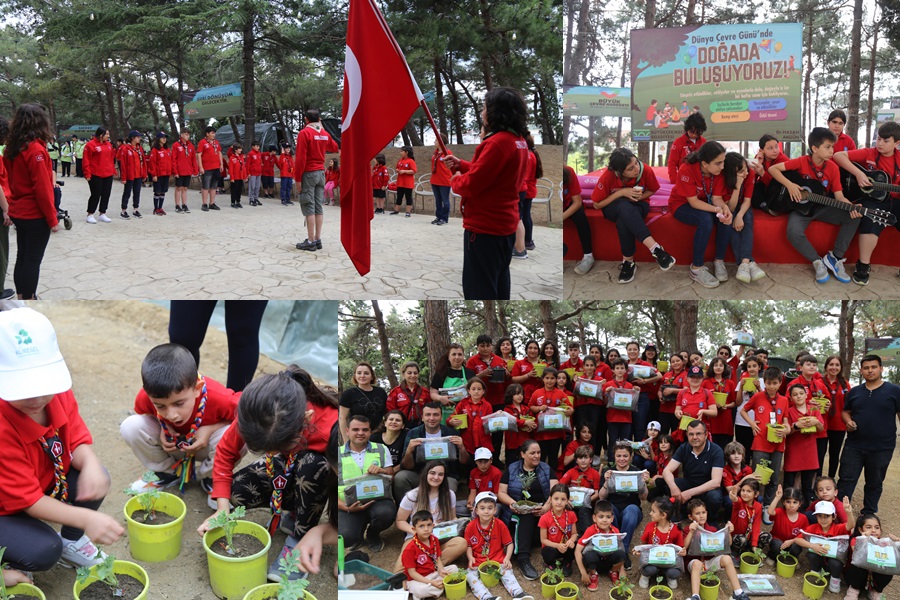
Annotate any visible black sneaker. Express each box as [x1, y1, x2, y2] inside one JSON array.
[[390, 210, 400, 215], [235, 202, 243, 208], [517, 558, 538, 581], [201, 204, 209, 212], [624, 556, 632, 570], [132, 210, 142, 218], [652, 246, 676, 270], [526, 241, 536, 250], [200, 478, 213, 494], [120, 211, 130, 219], [431, 218, 439, 224], [182, 205, 190, 213], [315, 239, 322, 250], [174, 205, 182, 213], [0, 288, 15, 300], [562, 562, 573, 577], [209, 203, 220, 210], [366, 534, 385, 553], [618, 260, 636, 283], [436, 219, 446, 225], [296, 239, 317, 251], [852, 261, 870, 286]]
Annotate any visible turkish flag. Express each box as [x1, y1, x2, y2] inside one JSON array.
[[340, 0, 424, 275]]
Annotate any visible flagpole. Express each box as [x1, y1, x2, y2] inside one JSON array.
[[419, 100, 448, 156]]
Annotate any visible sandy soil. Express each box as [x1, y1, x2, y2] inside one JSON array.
[[366, 448, 900, 599], [16, 301, 336, 600]]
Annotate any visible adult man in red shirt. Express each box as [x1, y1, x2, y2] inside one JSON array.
[[196, 126, 223, 211], [294, 109, 339, 252]]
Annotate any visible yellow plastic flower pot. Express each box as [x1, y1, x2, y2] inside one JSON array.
[[507, 359, 516, 371], [564, 368, 577, 378], [699, 577, 720, 600], [754, 464, 774, 485], [555, 582, 579, 600], [743, 379, 757, 392], [242, 584, 317, 600], [443, 573, 468, 600], [713, 392, 728, 407], [73, 559, 149, 599], [6, 583, 46, 599], [124, 492, 186, 562], [740, 552, 762, 574], [776, 553, 798, 578], [679, 415, 695, 430], [534, 364, 546, 377], [203, 520, 272, 600], [802, 572, 827, 599], [648, 585, 673, 600], [540, 573, 560, 598], [478, 560, 502, 587], [766, 423, 786, 444], [657, 360, 669, 372]]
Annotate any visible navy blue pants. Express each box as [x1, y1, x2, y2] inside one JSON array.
[[121, 178, 142, 210], [433, 185, 450, 222], [518, 191, 533, 245], [602, 198, 651, 257], [462, 230, 514, 300], [674, 204, 731, 267]]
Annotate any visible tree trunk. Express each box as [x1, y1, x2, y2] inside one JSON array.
[[155, 69, 179, 136], [424, 301, 451, 383], [478, 0, 495, 91], [102, 67, 118, 139], [497, 302, 510, 337], [371, 301, 399, 388], [403, 120, 422, 146], [242, 4, 256, 150], [587, 116, 595, 172], [483, 301, 499, 340], [434, 56, 446, 136], [540, 301, 555, 342], [865, 19, 879, 147], [442, 54, 465, 144], [96, 90, 107, 129], [175, 46, 186, 130], [638, 0, 656, 163], [838, 301, 861, 382], [847, 0, 863, 143], [803, 12, 813, 150], [673, 301, 699, 353], [115, 72, 127, 132]]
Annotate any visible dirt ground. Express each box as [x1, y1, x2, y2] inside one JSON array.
[[17, 301, 337, 600], [366, 447, 900, 599]]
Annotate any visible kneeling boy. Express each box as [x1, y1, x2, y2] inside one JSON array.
[[465, 492, 534, 600]]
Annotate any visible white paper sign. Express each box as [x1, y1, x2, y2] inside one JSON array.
[[487, 417, 508, 432], [649, 546, 677, 565], [355, 478, 384, 501], [440, 386, 468, 402], [808, 535, 838, 559], [699, 529, 727, 553], [614, 474, 639, 493], [578, 381, 599, 397], [592, 534, 618, 553], [613, 392, 633, 409], [867, 544, 897, 569], [423, 440, 450, 460], [433, 523, 457, 540], [543, 413, 565, 429]]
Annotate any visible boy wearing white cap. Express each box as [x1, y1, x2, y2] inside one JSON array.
[[794, 498, 854, 594], [466, 447, 502, 515], [464, 492, 534, 600], [0, 308, 124, 583]]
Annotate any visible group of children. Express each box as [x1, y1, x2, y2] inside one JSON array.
[[0, 307, 338, 592]]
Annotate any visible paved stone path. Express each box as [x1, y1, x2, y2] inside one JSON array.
[[7, 176, 562, 299], [564, 259, 900, 300]]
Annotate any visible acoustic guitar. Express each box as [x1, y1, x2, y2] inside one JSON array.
[[766, 170, 896, 226], [839, 162, 900, 201]]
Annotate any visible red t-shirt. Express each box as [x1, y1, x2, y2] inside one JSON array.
[[430, 151, 453, 187], [513, 359, 543, 402], [452, 398, 494, 454], [771, 507, 808, 542], [529, 387, 571, 440], [246, 149, 263, 176], [844, 147, 900, 200], [822, 377, 850, 432], [396, 158, 417, 188], [731, 497, 763, 546], [784, 405, 825, 472], [640, 522, 685, 546], [455, 131, 528, 236], [82, 139, 116, 179], [667, 133, 707, 183], [133, 376, 240, 436], [0, 390, 94, 514], [6, 139, 57, 227], [521, 151, 537, 198], [591, 163, 660, 204], [401, 534, 441, 578], [786, 376, 831, 439], [211, 401, 337, 499], [702, 377, 736, 436], [806, 521, 852, 537], [538, 510, 578, 544], [197, 138, 223, 171], [743, 391, 790, 452], [560, 358, 584, 371], [659, 369, 688, 415], [294, 124, 339, 175], [668, 162, 728, 212], [465, 517, 513, 565], [722, 464, 752, 489], [504, 403, 533, 456], [148, 147, 174, 177], [676, 387, 714, 426], [834, 132, 857, 153], [563, 165, 581, 211], [602, 379, 634, 423], [758, 153, 789, 187], [261, 152, 277, 177], [469, 465, 502, 494], [386, 384, 429, 426], [0, 156, 9, 201], [466, 354, 508, 408], [172, 140, 197, 177], [373, 164, 389, 190], [725, 170, 756, 203], [781, 156, 842, 194], [560, 466, 601, 490]]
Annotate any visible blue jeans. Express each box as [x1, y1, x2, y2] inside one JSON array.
[[837, 444, 893, 514], [633, 392, 650, 441], [674, 204, 732, 267], [602, 198, 651, 257], [730, 208, 755, 262], [612, 504, 642, 555], [433, 184, 450, 221], [672, 478, 724, 517], [280, 177, 293, 202], [607, 422, 632, 449]]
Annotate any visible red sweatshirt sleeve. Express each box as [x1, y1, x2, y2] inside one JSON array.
[[82, 142, 94, 179], [31, 146, 57, 227], [451, 138, 507, 198], [294, 130, 307, 179], [750, 501, 762, 546], [211, 422, 244, 499]]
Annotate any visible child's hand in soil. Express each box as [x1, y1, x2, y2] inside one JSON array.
[[84, 511, 125, 545], [198, 509, 226, 536]]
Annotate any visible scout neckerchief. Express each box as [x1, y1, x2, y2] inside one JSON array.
[[39, 430, 68, 502], [413, 534, 440, 569], [651, 522, 673, 545], [401, 383, 424, 423], [807, 156, 826, 184], [159, 374, 208, 492], [551, 510, 572, 540], [475, 516, 496, 557], [743, 498, 756, 531], [265, 450, 298, 534]]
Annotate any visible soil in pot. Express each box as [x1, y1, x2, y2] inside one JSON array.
[[344, 573, 384, 589], [743, 555, 761, 565], [78, 574, 145, 600], [129, 509, 177, 525], [804, 573, 825, 585], [610, 591, 631, 600], [557, 588, 577, 597], [650, 588, 671, 600], [209, 532, 266, 558]]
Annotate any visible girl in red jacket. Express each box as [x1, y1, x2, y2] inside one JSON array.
[[119, 130, 145, 220], [228, 144, 246, 209], [324, 158, 340, 205], [4, 103, 58, 299], [83, 127, 116, 223], [278, 144, 295, 206], [392, 146, 417, 217], [197, 365, 338, 580], [372, 154, 389, 214], [172, 129, 196, 213], [149, 132, 174, 215], [515, 134, 542, 258]]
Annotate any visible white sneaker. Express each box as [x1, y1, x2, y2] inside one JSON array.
[[868, 590, 885, 600], [639, 575, 650, 589], [748, 261, 767, 281], [829, 577, 841, 594], [58, 534, 107, 568], [574, 255, 595, 275], [689, 265, 720, 288], [667, 578, 678, 590], [85, 214, 97, 224], [735, 262, 751, 283], [129, 471, 178, 493], [765, 557, 775, 567], [98, 214, 111, 223], [714, 260, 728, 281]]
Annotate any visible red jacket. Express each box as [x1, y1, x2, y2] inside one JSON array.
[[171, 140, 197, 177], [228, 154, 247, 181], [0, 156, 10, 201], [246, 149, 263, 176], [197, 138, 222, 171], [261, 152, 276, 177], [82, 138, 116, 179], [395, 158, 417, 188], [6, 139, 57, 227], [278, 154, 294, 178], [520, 151, 537, 198], [455, 131, 528, 236], [294, 123, 339, 176], [430, 150, 453, 187], [118, 144, 144, 181], [667, 133, 707, 183], [325, 167, 340, 184], [372, 164, 389, 189], [148, 147, 174, 177]]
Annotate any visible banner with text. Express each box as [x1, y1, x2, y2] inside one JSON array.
[[865, 338, 900, 365], [182, 83, 243, 120], [630, 23, 802, 142], [563, 86, 631, 118]]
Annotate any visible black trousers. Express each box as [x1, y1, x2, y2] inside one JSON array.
[[508, 512, 540, 560], [582, 549, 626, 573], [10, 217, 51, 299], [168, 300, 268, 391], [567, 206, 592, 255], [784, 469, 816, 507], [338, 499, 397, 547], [518, 191, 533, 245], [87, 176, 113, 214], [0, 469, 105, 572], [61, 162, 71, 177], [826, 430, 845, 479], [540, 545, 574, 567], [75, 157, 83, 177], [838, 444, 894, 514], [231, 180, 244, 204], [807, 553, 844, 579], [735, 425, 754, 456], [538, 438, 563, 467], [766, 537, 802, 560], [462, 230, 514, 300], [121, 178, 142, 210], [845, 563, 892, 592]]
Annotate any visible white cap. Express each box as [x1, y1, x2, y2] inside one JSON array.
[[647, 421, 661, 431], [813, 501, 836, 516], [474, 491, 497, 506], [474, 447, 493, 461], [0, 308, 72, 401]]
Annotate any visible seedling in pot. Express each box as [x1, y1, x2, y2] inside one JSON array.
[[480, 562, 501, 579], [123, 471, 162, 523], [76, 553, 120, 597], [276, 548, 310, 600], [756, 459, 771, 470], [444, 571, 467, 584], [777, 549, 798, 565], [207, 506, 247, 556], [542, 562, 564, 585], [0, 546, 26, 600], [806, 568, 828, 583], [699, 564, 720, 585], [609, 576, 634, 599]]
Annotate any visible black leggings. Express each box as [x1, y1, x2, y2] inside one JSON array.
[[10, 217, 51, 299], [230, 452, 331, 538], [395, 187, 413, 206], [845, 563, 892, 592], [807, 553, 844, 579], [538, 438, 563, 467], [567, 206, 592, 255], [766, 537, 802, 560], [541, 545, 574, 567], [518, 191, 533, 245], [231, 180, 244, 203], [582, 549, 626, 573], [0, 469, 105, 572], [168, 300, 268, 391], [785, 469, 817, 507], [87, 176, 113, 214], [816, 437, 828, 478], [826, 430, 845, 479], [121, 178, 142, 210]]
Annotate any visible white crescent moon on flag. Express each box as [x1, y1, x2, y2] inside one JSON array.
[[342, 46, 362, 132]]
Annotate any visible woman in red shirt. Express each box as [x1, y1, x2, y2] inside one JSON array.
[[821, 355, 850, 479], [658, 353, 688, 435], [723, 152, 766, 283], [385, 361, 430, 429], [511, 339, 545, 406], [392, 146, 417, 216], [429, 133, 452, 225], [4, 104, 58, 299], [149, 132, 174, 215], [83, 126, 116, 224], [668, 141, 732, 289]]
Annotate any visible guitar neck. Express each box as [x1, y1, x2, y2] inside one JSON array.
[[805, 192, 861, 214], [870, 181, 900, 193]]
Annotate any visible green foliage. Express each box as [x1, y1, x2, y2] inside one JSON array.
[[778, 549, 798, 565], [207, 506, 247, 553], [0, 546, 9, 600], [756, 459, 772, 470], [276, 548, 310, 600], [124, 471, 162, 522], [75, 553, 119, 595], [542, 561, 564, 585], [699, 564, 720, 585], [611, 575, 635, 596]]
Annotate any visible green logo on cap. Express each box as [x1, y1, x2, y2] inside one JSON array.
[[16, 329, 32, 345]]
